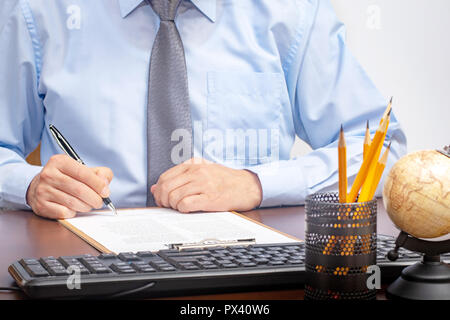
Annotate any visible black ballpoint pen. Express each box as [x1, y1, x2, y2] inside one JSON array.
[[48, 124, 117, 215]]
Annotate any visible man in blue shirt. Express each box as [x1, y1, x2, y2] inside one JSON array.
[[0, 0, 406, 219]]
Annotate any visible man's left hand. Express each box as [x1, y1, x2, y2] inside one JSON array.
[[151, 159, 262, 213]]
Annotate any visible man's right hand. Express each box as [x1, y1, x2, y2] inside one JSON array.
[[26, 154, 113, 219]]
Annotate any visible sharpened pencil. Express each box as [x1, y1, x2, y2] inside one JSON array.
[[364, 120, 371, 160], [367, 142, 392, 201], [347, 114, 390, 203], [359, 108, 392, 201], [338, 125, 347, 203]]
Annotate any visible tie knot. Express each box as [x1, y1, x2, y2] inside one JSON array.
[[150, 0, 182, 21]]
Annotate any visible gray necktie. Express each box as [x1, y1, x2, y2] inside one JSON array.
[[147, 0, 192, 206]]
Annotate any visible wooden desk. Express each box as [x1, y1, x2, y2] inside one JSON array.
[[0, 199, 399, 300]]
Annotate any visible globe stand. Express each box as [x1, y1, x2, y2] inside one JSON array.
[[386, 231, 450, 300]]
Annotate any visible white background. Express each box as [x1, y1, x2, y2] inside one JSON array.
[[291, 0, 450, 157]]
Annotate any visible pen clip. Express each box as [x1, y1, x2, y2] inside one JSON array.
[[49, 125, 85, 164]]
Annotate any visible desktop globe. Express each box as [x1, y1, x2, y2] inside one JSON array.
[[382, 149, 450, 239]]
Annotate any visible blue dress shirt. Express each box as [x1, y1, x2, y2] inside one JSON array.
[[0, 0, 407, 209]]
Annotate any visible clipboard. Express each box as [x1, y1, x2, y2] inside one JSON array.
[[58, 208, 301, 254]]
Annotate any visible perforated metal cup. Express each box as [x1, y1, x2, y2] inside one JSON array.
[[305, 192, 377, 300]]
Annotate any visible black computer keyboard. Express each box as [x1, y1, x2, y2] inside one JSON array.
[[8, 235, 450, 299]]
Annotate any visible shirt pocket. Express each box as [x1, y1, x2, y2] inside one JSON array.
[[206, 71, 282, 165]]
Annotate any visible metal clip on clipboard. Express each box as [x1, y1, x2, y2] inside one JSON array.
[[437, 145, 450, 158], [168, 238, 256, 251]]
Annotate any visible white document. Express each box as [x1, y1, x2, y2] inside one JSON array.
[[63, 208, 297, 253]]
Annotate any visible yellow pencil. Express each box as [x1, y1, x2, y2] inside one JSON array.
[[366, 142, 391, 201], [359, 108, 392, 201], [338, 125, 347, 203], [380, 97, 393, 125], [347, 112, 390, 203], [363, 120, 371, 160]]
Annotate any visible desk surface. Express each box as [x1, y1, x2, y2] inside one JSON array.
[[0, 199, 399, 300]]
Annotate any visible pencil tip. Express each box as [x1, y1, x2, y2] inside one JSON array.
[[340, 124, 343, 132], [388, 141, 392, 149], [390, 96, 393, 104], [387, 108, 392, 117], [366, 120, 369, 129]]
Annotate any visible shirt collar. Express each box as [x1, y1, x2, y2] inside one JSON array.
[[119, 0, 216, 22]]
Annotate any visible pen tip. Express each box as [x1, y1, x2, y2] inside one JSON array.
[[108, 203, 117, 215]]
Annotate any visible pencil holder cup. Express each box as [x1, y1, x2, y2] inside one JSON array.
[[304, 192, 377, 300]]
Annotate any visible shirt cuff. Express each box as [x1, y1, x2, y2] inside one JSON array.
[[247, 161, 308, 208], [0, 163, 42, 210]]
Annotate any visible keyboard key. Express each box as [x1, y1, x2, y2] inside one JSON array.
[[213, 249, 229, 254], [222, 263, 238, 268], [92, 267, 111, 274], [78, 268, 91, 275], [240, 262, 257, 267], [235, 259, 252, 264], [200, 257, 216, 262], [268, 261, 285, 266], [136, 251, 155, 257], [275, 253, 290, 257], [20, 258, 40, 266], [131, 261, 148, 267], [229, 252, 243, 257], [114, 262, 129, 267], [98, 253, 117, 259], [45, 261, 64, 268], [248, 247, 264, 252], [271, 256, 288, 262], [254, 258, 269, 264], [118, 252, 141, 262], [49, 268, 69, 276], [26, 265, 50, 277], [58, 257, 80, 267], [111, 264, 136, 274], [229, 248, 247, 253], [118, 269, 136, 274], [159, 266, 176, 272], [183, 265, 200, 270]]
